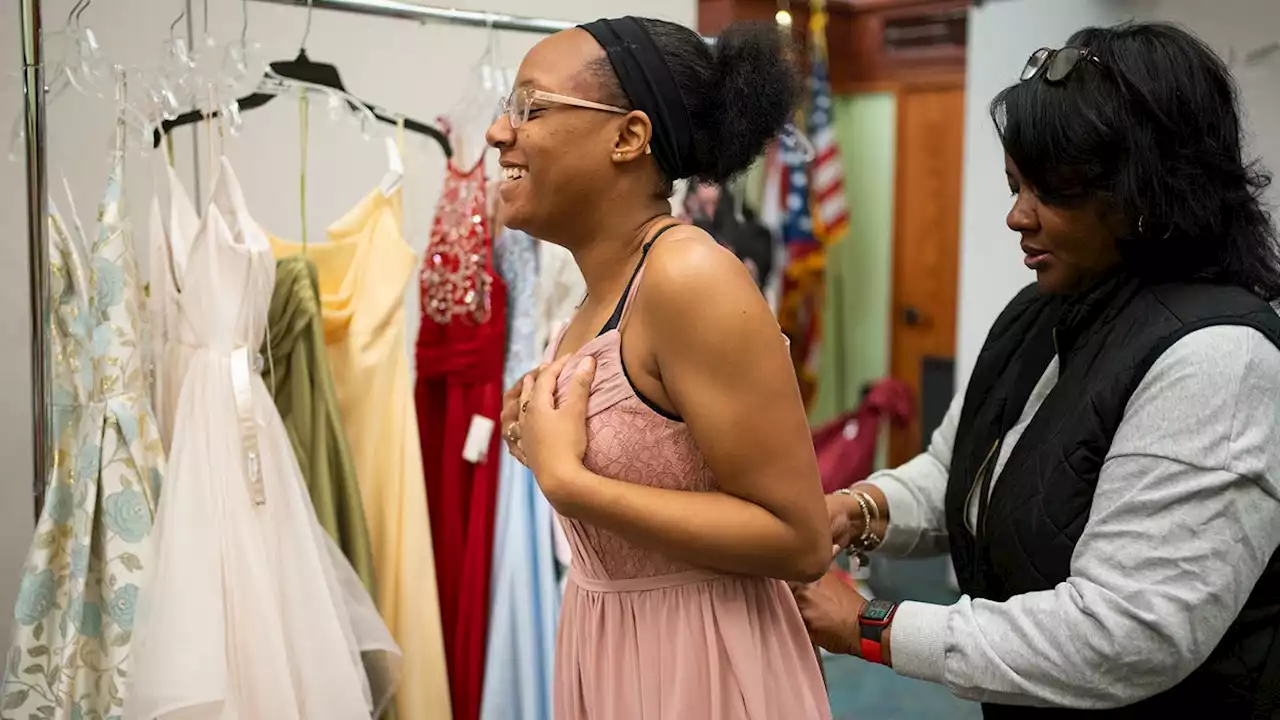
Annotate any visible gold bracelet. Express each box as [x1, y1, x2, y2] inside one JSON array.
[[859, 488, 882, 531], [854, 492, 883, 552], [837, 487, 883, 554]]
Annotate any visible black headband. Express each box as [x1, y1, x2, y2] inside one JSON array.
[[580, 17, 696, 180]]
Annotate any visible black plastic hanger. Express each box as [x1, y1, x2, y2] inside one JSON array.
[[152, 50, 451, 156], [153, 0, 450, 154]]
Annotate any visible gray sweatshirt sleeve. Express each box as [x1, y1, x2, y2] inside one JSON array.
[[858, 390, 964, 557], [887, 325, 1280, 708]]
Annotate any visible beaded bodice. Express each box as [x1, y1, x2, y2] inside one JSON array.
[[421, 157, 493, 325]]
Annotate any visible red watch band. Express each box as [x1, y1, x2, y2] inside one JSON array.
[[858, 599, 897, 666], [860, 637, 885, 664]]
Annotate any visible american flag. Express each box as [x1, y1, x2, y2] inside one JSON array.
[[780, 128, 817, 251], [807, 0, 849, 242], [777, 112, 824, 407], [774, 0, 849, 408]]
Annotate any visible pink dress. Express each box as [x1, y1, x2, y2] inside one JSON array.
[[548, 256, 833, 719]]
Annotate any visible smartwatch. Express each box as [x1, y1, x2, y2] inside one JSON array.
[[858, 598, 897, 665]]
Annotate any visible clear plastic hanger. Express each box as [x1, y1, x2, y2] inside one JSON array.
[[145, 6, 199, 122], [222, 0, 261, 89], [46, 66, 153, 273], [8, 0, 106, 161], [113, 66, 158, 156], [7, 1, 140, 161], [154, 0, 448, 155], [45, 0, 111, 100], [500, 66, 517, 100], [147, 0, 258, 138], [478, 16, 503, 100], [277, 66, 398, 248], [202, 0, 259, 138], [379, 129, 405, 198], [189, 0, 258, 112], [444, 14, 509, 165], [194, 0, 222, 87], [253, 69, 381, 138]]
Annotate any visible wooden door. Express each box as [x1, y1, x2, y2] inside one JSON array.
[[888, 83, 965, 468]]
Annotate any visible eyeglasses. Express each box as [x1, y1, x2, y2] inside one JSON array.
[[1020, 46, 1102, 83], [498, 87, 629, 129]]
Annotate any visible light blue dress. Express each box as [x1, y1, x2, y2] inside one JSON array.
[[481, 228, 560, 720], [1, 119, 164, 718]]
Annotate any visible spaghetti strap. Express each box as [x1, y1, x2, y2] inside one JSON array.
[[598, 223, 681, 336], [616, 267, 649, 329]]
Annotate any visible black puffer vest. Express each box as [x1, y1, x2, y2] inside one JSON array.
[[946, 275, 1280, 718]]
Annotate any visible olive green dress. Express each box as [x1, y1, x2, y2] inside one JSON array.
[[263, 254, 377, 596]]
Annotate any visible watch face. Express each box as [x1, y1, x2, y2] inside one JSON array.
[[862, 599, 895, 622]]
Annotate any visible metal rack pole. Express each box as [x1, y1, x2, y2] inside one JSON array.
[[249, 0, 575, 35], [20, 0, 49, 519]]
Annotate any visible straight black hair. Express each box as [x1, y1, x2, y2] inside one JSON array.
[[992, 22, 1280, 300]]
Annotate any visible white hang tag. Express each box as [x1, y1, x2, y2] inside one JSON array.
[[379, 136, 404, 197], [842, 419, 860, 440], [462, 414, 496, 464]]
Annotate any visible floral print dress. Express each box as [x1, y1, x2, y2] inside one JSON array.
[[1, 120, 163, 719]]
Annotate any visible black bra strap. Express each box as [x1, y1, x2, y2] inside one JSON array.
[[598, 223, 680, 336]]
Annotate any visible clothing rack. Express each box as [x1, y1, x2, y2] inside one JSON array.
[[20, 0, 48, 518], [249, 0, 577, 35], [16, 1, 585, 514], [249, 1, 714, 43]]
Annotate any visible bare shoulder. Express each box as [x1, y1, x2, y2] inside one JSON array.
[[638, 224, 764, 315]]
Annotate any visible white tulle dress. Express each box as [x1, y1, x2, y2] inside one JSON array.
[[125, 157, 399, 719]]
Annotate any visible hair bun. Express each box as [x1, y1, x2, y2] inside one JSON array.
[[626, 18, 801, 186], [695, 22, 800, 184]]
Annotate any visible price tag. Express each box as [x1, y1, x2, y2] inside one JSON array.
[[842, 419, 860, 440], [379, 137, 404, 196], [462, 414, 496, 464]]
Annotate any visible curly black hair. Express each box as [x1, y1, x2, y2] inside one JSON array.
[[992, 21, 1280, 300], [589, 19, 800, 191]]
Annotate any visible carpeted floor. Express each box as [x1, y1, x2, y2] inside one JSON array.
[[823, 555, 982, 720], [825, 653, 980, 720]]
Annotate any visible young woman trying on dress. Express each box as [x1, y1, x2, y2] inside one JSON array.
[[489, 16, 834, 720]]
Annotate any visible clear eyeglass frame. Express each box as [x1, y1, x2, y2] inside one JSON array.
[[498, 87, 629, 129], [495, 87, 816, 164]]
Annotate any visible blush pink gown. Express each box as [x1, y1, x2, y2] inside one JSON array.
[[547, 264, 833, 720]]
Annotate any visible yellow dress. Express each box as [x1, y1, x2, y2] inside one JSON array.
[[270, 187, 452, 720]]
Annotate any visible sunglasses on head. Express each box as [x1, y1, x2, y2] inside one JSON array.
[[1021, 46, 1102, 83]]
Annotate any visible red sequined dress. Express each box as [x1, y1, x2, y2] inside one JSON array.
[[415, 148, 508, 720]]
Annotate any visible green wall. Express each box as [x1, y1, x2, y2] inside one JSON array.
[[811, 93, 898, 427]]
